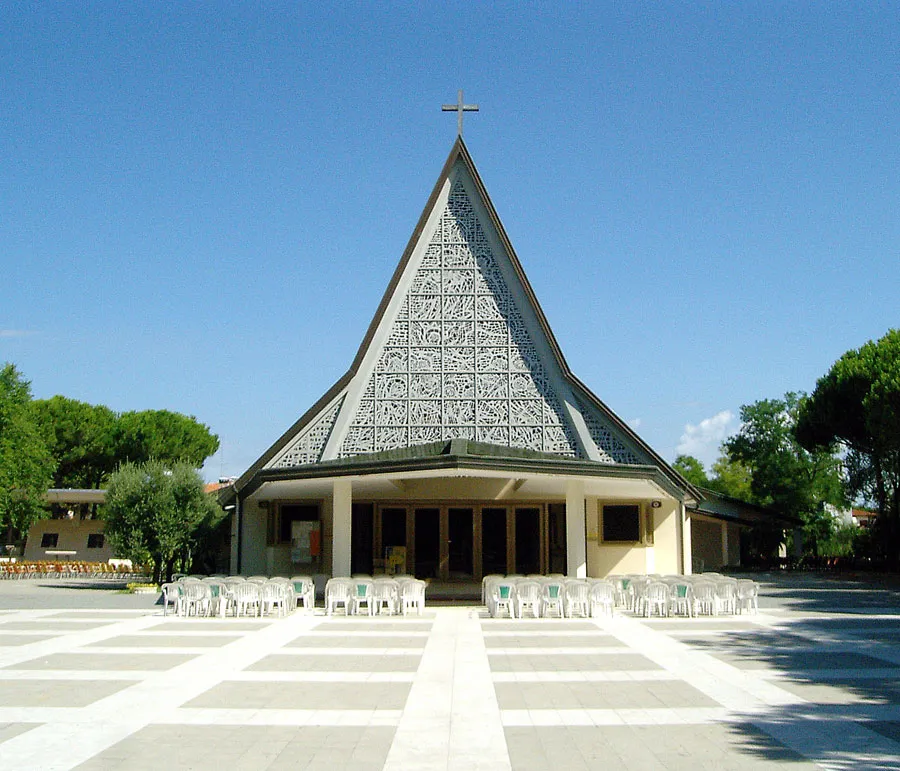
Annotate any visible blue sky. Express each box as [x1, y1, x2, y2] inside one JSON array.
[[2, 3, 897, 480]]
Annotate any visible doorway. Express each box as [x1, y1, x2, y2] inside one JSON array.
[[515, 507, 541, 574], [414, 508, 440, 579], [481, 507, 508, 575], [448, 507, 474, 578]]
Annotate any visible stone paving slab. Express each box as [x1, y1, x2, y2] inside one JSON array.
[[0, 635, 57, 646], [495, 680, 718, 710], [483, 634, 620, 648], [314, 621, 433, 632], [3, 680, 134, 707], [0, 621, 114, 631], [504, 724, 820, 771], [74, 724, 396, 771], [184, 680, 412, 710], [488, 653, 660, 672], [86, 634, 240, 648], [247, 653, 422, 672], [5, 652, 196, 671], [286, 634, 427, 648]]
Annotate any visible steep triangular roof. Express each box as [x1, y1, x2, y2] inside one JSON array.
[[235, 138, 690, 495]]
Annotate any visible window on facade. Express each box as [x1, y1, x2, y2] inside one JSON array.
[[87, 533, 105, 549], [41, 533, 59, 549], [601, 505, 642, 543], [276, 504, 320, 545]]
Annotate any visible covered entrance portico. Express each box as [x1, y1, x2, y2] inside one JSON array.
[[230, 440, 691, 581]]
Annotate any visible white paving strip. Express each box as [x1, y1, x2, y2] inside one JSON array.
[[383, 607, 511, 771]]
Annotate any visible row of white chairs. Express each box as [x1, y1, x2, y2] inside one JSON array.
[[483, 576, 616, 619], [612, 574, 759, 618], [482, 573, 760, 619], [161, 575, 316, 618], [324, 576, 426, 616]]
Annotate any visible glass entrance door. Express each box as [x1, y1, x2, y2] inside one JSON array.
[[481, 507, 508, 575], [447, 507, 474, 578], [414, 508, 440, 579]]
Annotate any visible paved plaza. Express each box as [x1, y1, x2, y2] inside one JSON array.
[[0, 576, 899, 770]]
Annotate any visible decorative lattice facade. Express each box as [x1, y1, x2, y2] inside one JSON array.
[[271, 397, 344, 467], [578, 400, 643, 465], [339, 181, 582, 458]]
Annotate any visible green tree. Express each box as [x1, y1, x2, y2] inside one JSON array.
[[102, 460, 224, 583], [797, 329, 900, 563], [115, 410, 219, 467], [724, 392, 845, 557], [31, 396, 117, 490], [0, 364, 55, 546], [672, 454, 710, 488], [708, 456, 753, 502]]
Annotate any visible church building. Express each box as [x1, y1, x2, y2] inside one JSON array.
[[221, 133, 707, 581]]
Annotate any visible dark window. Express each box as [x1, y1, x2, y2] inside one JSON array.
[[41, 533, 59, 549], [602, 505, 641, 543], [87, 533, 105, 549], [279, 504, 319, 544]]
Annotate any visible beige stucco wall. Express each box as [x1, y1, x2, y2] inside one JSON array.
[[25, 519, 112, 562], [651, 501, 679, 575]]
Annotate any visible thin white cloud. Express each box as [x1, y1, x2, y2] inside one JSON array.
[[0, 329, 37, 338], [676, 410, 736, 466]]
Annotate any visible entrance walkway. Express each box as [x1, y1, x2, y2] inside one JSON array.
[[0, 576, 899, 769]]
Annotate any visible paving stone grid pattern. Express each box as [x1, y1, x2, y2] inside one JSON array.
[[0, 579, 900, 769]]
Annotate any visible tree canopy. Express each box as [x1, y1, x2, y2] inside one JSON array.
[[115, 410, 219, 467], [29, 400, 219, 492], [724, 392, 845, 554], [0, 364, 55, 543], [797, 329, 900, 562], [102, 460, 224, 583], [672, 453, 753, 502], [31, 396, 118, 490]]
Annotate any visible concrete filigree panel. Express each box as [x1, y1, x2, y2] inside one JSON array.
[[578, 400, 643, 465], [339, 180, 581, 458], [272, 396, 345, 467]]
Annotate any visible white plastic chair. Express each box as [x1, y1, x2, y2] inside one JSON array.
[[373, 579, 400, 615], [261, 581, 289, 617], [515, 580, 541, 619], [181, 581, 212, 617], [589, 581, 616, 618], [160, 583, 184, 617], [541, 580, 565, 618], [481, 574, 503, 605], [350, 579, 375, 616], [668, 581, 693, 618], [401, 579, 426, 615], [737, 579, 759, 614], [491, 581, 517, 619], [644, 581, 669, 618], [232, 582, 262, 617], [325, 578, 352, 615], [691, 580, 716, 616], [290, 576, 316, 611], [714, 579, 737, 615], [564, 580, 590, 618]]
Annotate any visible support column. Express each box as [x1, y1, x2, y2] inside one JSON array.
[[565, 480, 587, 578], [681, 503, 692, 575], [332, 478, 352, 577]]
